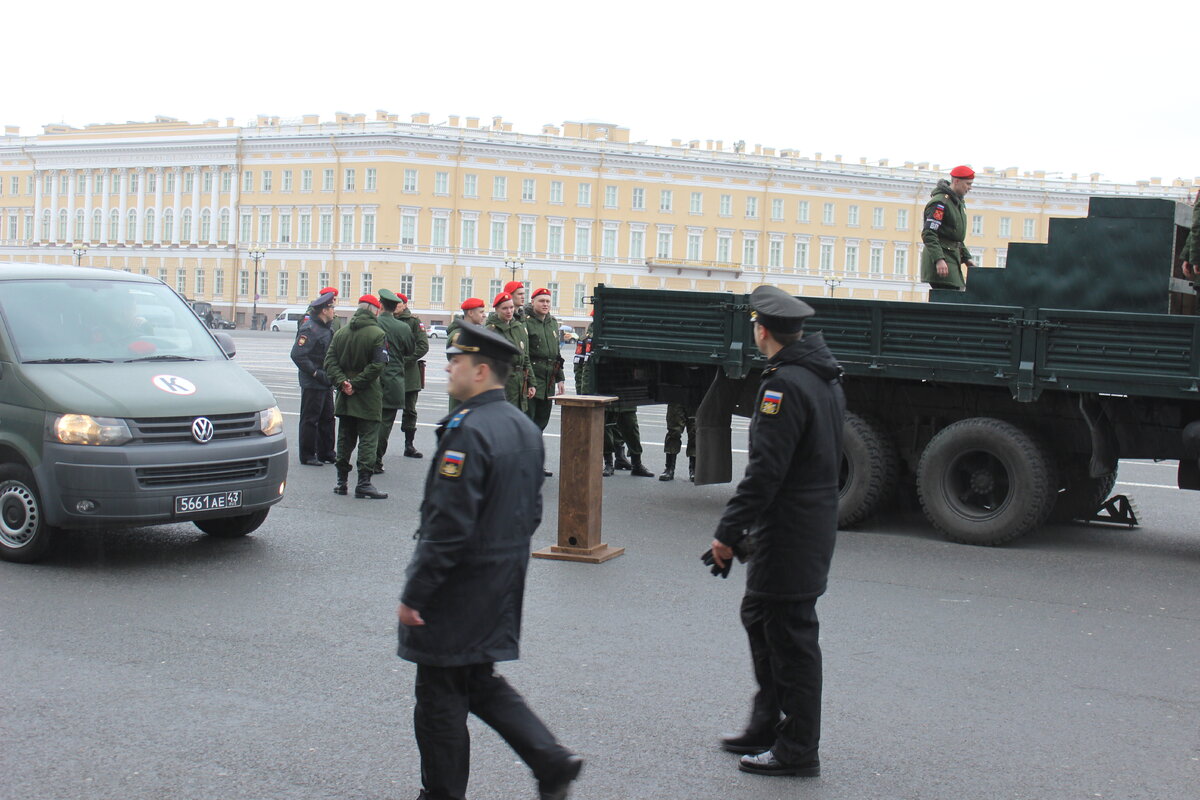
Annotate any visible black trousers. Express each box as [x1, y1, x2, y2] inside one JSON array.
[[740, 594, 822, 764], [297, 386, 335, 461], [414, 662, 571, 800]]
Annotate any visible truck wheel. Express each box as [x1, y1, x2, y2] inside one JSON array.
[[1049, 462, 1118, 523], [194, 509, 269, 539], [917, 418, 1058, 546], [839, 412, 899, 528], [0, 464, 57, 563]]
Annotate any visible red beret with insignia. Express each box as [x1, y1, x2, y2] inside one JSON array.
[[320, 286, 339, 296], [503, 281, 524, 295], [950, 165, 975, 179], [493, 292, 513, 308], [461, 297, 485, 311], [531, 287, 551, 299]]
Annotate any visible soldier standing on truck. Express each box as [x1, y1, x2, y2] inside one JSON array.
[[920, 165, 976, 291], [1182, 193, 1200, 282], [708, 285, 845, 779]]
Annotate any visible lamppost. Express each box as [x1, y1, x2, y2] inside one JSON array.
[[824, 277, 842, 296], [503, 256, 525, 285], [248, 247, 266, 329], [72, 245, 87, 266]]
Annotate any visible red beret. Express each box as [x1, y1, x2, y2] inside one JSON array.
[[320, 286, 339, 296], [531, 287, 551, 299], [492, 292, 513, 308], [396, 293, 408, 304], [461, 297, 485, 311], [503, 281, 524, 295], [358, 294, 381, 309], [950, 165, 975, 179]]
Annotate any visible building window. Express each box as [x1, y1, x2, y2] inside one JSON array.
[[687, 232, 702, 261], [126, 209, 137, 240], [870, 245, 883, 275], [262, 171, 272, 192], [574, 283, 586, 308], [745, 197, 758, 219], [656, 230, 672, 259], [221, 171, 232, 193], [999, 217, 1012, 237], [434, 171, 448, 194], [243, 170, 253, 193], [363, 214, 376, 244], [128, 173, 138, 194], [848, 205, 860, 227], [239, 270, 249, 295], [194, 270, 208, 298], [550, 181, 563, 204], [461, 218, 477, 249], [897, 209, 909, 230], [432, 217, 448, 247], [798, 201, 810, 223], [176, 269, 187, 295], [299, 214, 312, 242], [742, 237, 757, 266], [322, 169, 334, 191], [259, 213, 271, 243], [893, 247, 908, 275], [690, 192, 703, 214], [464, 174, 478, 198], [771, 198, 784, 221], [519, 221, 535, 252], [400, 215, 417, 246], [319, 213, 332, 243], [719, 194, 732, 217], [92, 209, 103, 241], [403, 169, 419, 193], [280, 214, 292, 243], [548, 282, 560, 307], [819, 242, 834, 271], [339, 272, 351, 297], [632, 187, 645, 210], [361, 272, 372, 296], [489, 279, 503, 299], [74, 210, 85, 241], [629, 229, 645, 260], [297, 272, 308, 298], [577, 183, 591, 206], [523, 178, 536, 202], [768, 239, 783, 268], [460, 277, 474, 304], [605, 185, 618, 208], [214, 270, 225, 296], [282, 170, 293, 192], [345, 169, 357, 192], [872, 207, 884, 228], [823, 203, 835, 225], [430, 275, 444, 304], [278, 271, 289, 297], [366, 168, 377, 191], [492, 176, 507, 201], [240, 213, 252, 242], [575, 225, 591, 257], [301, 169, 313, 192], [972, 215, 983, 236], [56, 210, 67, 240], [319, 271, 331, 290], [490, 220, 506, 251], [1023, 218, 1036, 239], [717, 234, 731, 263], [109, 210, 120, 241], [548, 223, 563, 255], [795, 240, 810, 270], [659, 190, 673, 212], [200, 209, 212, 241], [146, 172, 157, 194], [341, 213, 354, 243], [602, 227, 617, 258], [845, 242, 859, 272], [997, 250, 1007, 268]]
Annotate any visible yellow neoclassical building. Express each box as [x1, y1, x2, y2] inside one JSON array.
[[0, 111, 1194, 328]]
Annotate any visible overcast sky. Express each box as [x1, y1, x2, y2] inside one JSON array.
[[8, 1, 1197, 187]]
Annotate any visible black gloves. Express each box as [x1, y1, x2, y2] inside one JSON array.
[[701, 548, 732, 578]]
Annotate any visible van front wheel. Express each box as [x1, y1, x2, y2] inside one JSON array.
[[0, 464, 57, 563], [194, 509, 269, 539]]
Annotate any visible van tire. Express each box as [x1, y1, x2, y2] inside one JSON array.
[[917, 418, 1058, 546], [194, 509, 269, 538], [270, 325, 280, 332], [0, 464, 58, 563], [838, 412, 899, 528]]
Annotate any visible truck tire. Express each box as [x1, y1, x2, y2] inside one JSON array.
[[1049, 462, 1118, 523], [0, 464, 58, 563], [917, 418, 1058, 546], [839, 412, 899, 528], [194, 509, 269, 539]]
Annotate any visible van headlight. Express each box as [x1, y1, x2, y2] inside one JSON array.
[[259, 406, 284, 436], [50, 414, 133, 446]]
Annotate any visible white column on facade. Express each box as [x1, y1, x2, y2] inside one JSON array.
[[171, 167, 183, 245], [228, 168, 239, 245], [117, 169, 128, 244], [48, 171, 60, 243], [153, 167, 164, 243], [83, 170, 94, 244], [135, 167, 146, 243], [189, 166, 201, 245], [99, 170, 110, 245], [33, 170, 43, 241], [208, 167, 219, 244], [64, 170, 77, 245]]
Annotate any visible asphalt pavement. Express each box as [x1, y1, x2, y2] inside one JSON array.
[[2, 328, 1198, 800]]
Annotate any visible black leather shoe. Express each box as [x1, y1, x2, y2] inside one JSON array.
[[301, 458, 325, 467], [737, 750, 819, 777], [320, 455, 337, 464], [630, 460, 654, 478], [539, 754, 583, 800], [720, 732, 775, 754], [404, 445, 423, 459], [612, 453, 633, 471], [355, 480, 389, 499]]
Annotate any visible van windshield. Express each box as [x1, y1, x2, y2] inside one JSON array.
[[0, 279, 228, 363]]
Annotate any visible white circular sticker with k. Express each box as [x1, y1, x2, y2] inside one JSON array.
[[152, 374, 197, 395]]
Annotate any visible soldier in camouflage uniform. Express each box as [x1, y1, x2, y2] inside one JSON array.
[[446, 297, 488, 413], [1182, 193, 1200, 283], [393, 293, 429, 458], [372, 289, 415, 474], [919, 165, 976, 291], [486, 292, 533, 412], [523, 288, 565, 432]]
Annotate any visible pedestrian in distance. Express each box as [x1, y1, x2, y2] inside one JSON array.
[[397, 323, 583, 800], [290, 290, 338, 466], [919, 165, 976, 291], [323, 294, 389, 499], [706, 285, 846, 778]]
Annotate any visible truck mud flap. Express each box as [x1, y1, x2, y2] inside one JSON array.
[[695, 371, 760, 485]]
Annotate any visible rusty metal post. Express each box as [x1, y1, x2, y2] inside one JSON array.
[[532, 394, 624, 564]]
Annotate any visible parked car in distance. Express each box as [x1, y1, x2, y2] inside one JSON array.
[[270, 306, 309, 333], [209, 312, 236, 329], [426, 324, 448, 339]]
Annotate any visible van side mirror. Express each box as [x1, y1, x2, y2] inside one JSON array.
[[213, 332, 236, 358]]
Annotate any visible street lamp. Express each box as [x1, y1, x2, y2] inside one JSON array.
[[72, 245, 87, 266], [503, 256, 525, 284], [248, 247, 266, 329], [824, 277, 842, 296]]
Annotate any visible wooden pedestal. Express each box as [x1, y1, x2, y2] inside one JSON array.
[[532, 394, 625, 564]]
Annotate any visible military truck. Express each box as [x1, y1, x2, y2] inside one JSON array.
[[589, 197, 1200, 545]]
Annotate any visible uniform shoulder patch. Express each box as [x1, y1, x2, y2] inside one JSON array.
[[446, 408, 472, 429], [932, 206, 945, 221], [760, 389, 783, 416], [439, 450, 466, 479], [297, 334, 308, 346]]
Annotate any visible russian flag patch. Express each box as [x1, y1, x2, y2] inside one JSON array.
[[439, 450, 466, 479], [760, 390, 783, 416]]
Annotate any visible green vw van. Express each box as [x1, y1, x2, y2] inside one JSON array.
[[0, 264, 288, 562]]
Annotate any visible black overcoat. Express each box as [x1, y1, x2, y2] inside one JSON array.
[[714, 333, 846, 600], [398, 388, 545, 667]]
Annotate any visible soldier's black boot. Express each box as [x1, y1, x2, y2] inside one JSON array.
[[333, 468, 349, 495], [689, 456, 696, 482], [630, 456, 654, 478], [355, 473, 389, 499], [602, 453, 614, 477], [403, 431, 423, 459], [613, 447, 633, 471], [659, 453, 676, 481]]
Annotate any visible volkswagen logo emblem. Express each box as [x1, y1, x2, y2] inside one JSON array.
[[191, 417, 215, 444]]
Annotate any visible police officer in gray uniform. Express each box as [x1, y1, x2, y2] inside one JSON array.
[[289, 291, 337, 465], [707, 285, 846, 778], [397, 325, 583, 800]]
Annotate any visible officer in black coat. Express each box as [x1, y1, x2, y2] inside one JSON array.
[[397, 325, 583, 800], [708, 285, 846, 778], [290, 291, 337, 466]]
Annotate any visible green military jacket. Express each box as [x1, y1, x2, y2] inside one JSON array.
[[323, 307, 387, 421], [395, 308, 429, 392], [487, 316, 532, 411], [1183, 200, 1200, 266], [523, 308, 565, 399], [919, 179, 974, 290], [573, 323, 595, 394], [377, 311, 415, 409]]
